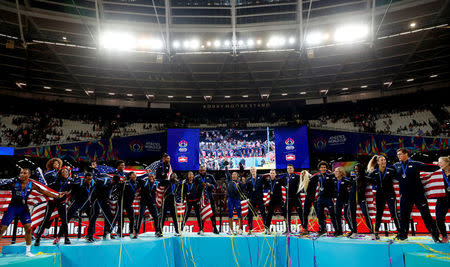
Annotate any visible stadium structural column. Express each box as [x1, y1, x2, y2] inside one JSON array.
[[231, 0, 237, 56], [296, 0, 303, 49], [164, 0, 171, 56]]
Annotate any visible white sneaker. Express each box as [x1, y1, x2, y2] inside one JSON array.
[[237, 229, 243, 235], [264, 229, 270, 235], [26, 251, 35, 257], [174, 232, 181, 237], [198, 230, 204, 235], [350, 233, 358, 239], [227, 230, 234, 235]]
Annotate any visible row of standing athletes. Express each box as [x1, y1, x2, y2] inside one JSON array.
[[0, 148, 448, 258]]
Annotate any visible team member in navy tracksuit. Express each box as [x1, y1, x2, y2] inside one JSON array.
[[111, 160, 127, 181], [159, 173, 181, 236], [366, 155, 400, 239], [136, 173, 161, 237], [245, 166, 268, 234], [66, 172, 99, 243], [112, 171, 141, 238], [225, 164, 245, 235], [333, 167, 353, 236], [35, 166, 73, 246], [348, 163, 374, 238], [195, 166, 219, 234], [95, 173, 120, 240], [281, 164, 304, 234], [181, 172, 203, 235], [265, 169, 284, 233], [393, 148, 439, 242], [44, 158, 63, 185], [436, 156, 450, 243], [0, 169, 61, 256], [308, 161, 338, 236]]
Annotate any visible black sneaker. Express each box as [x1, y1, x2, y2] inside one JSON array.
[[394, 234, 407, 241], [318, 231, 327, 237], [64, 237, 71, 244], [34, 238, 41, 246], [213, 228, 219, 235], [156, 232, 163, 238], [86, 236, 95, 243], [132, 234, 138, 239], [432, 235, 441, 243]]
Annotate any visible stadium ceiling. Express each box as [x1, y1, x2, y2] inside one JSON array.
[[0, 0, 449, 105]]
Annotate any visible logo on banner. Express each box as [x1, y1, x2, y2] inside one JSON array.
[[286, 155, 296, 161], [285, 138, 295, 150], [178, 140, 188, 152], [313, 137, 327, 151], [129, 140, 144, 152], [178, 157, 188, 163]]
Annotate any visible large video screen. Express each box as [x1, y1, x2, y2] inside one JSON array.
[[200, 128, 275, 170], [167, 126, 309, 171]]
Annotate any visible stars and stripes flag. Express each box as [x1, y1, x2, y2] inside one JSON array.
[[200, 188, 213, 221], [240, 199, 248, 217], [177, 201, 186, 216], [0, 179, 59, 228], [145, 161, 173, 180], [263, 190, 270, 207]]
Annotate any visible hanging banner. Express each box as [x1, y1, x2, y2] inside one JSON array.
[[275, 126, 309, 169]]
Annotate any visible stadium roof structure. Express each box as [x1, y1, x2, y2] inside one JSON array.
[[0, 0, 449, 106]]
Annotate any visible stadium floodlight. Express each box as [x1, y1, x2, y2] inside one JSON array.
[[190, 39, 200, 50], [43, 86, 51, 89], [238, 40, 244, 46], [100, 32, 136, 51], [288, 37, 295, 44], [256, 39, 262, 45], [334, 24, 369, 43], [267, 36, 285, 48], [247, 39, 254, 47], [383, 82, 392, 86], [361, 85, 368, 88], [410, 22, 416, 28], [213, 40, 221, 48], [186, 96, 192, 99], [138, 38, 163, 50], [406, 78, 414, 82], [108, 92, 115, 95], [300, 91, 306, 95], [183, 40, 190, 49], [168, 95, 174, 98], [126, 93, 133, 97], [224, 40, 231, 47], [86, 90, 94, 94], [306, 32, 327, 45], [173, 41, 180, 49], [206, 41, 212, 47], [65, 88, 72, 92], [62, 36, 67, 41], [430, 74, 438, 78], [242, 95, 248, 98], [342, 87, 349, 90], [282, 93, 288, 96], [224, 95, 231, 98]]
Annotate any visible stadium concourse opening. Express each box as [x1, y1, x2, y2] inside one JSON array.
[[0, 0, 450, 266]]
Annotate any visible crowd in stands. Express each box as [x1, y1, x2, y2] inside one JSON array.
[[0, 94, 448, 148]]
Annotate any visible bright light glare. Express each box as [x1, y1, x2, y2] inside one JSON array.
[[288, 37, 295, 44], [100, 32, 136, 51], [190, 39, 200, 50], [173, 41, 180, 48], [138, 38, 163, 50], [306, 32, 330, 45], [224, 40, 231, 47], [267, 36, 286, 48], [213, 40, 221, 48], [247, 39, 254, 47], [334, 24, 369, 43]]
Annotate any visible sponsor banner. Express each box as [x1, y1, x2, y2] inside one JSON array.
[[14, 133, 164, 161], [167, 129, 200, 171], [4, 217, 447, 238], [309, 129, 449, 156], [275, 126, 309, 169]]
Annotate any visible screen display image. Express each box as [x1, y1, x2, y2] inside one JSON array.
[[199, 128, 275, 170]]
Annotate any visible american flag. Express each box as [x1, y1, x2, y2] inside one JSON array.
[[263, 190, 270, 207], [200, 188, 213, 221], [240, 199, 248, 217], [0, 179, 59, 228], [177, 201, 186, 216], [155, 186, 165, 209]]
